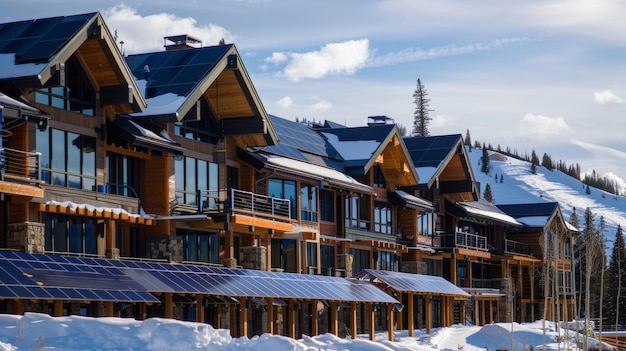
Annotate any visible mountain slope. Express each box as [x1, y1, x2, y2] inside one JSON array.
[[466, 146, 626, 240]]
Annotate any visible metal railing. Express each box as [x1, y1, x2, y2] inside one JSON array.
[[0, 147, 41, 184], [230, 188, 291, 221], [455, 230, 488, 251], [504, 238, 532, 255]]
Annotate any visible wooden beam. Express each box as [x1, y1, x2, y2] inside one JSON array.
[[288, 300, 296, 338], [54, 300, 63, 316], [240, 297, 248, 338], [425, 296, 432, 333], [330, 301, 339, 335], [387, 303, 394, 341], [267, 298, 274, 334], [407, 293, 414, 336], [196, 295, 204, 323], [164, 293, 173, 319], [396, 292, 403, 331], [311, 300, 319, 336], [350, 301, 357, 340], [368, 303, 375, 341]]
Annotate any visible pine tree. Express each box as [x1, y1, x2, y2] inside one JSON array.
[[465, 129, 471, 146], [483, 183, 494, 203], [604, 224, 626, 329], [481, 147, 490, 174], [412, 78, 433, 137]]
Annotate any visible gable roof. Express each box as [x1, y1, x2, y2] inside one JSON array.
[[496, 202, 564, 229], [450, 198, 522, 227], [404, 134, 477, 200], [319, 124, 419, 187], [0, 12, 145, 112], [125, 44, 277, 147]]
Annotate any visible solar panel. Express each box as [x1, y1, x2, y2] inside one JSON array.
[[0, 251, 399, 304], [353, 269, 469, 298]]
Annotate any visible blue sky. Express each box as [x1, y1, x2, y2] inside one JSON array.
[[4, 0, 626, 188]]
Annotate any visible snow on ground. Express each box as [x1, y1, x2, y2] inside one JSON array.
[[467, 146, 626, 239], [0, 313, 616, 350]]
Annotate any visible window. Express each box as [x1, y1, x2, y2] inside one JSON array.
[[306, 242, 317, 270], [300, 183, 318, 222], [418, 211, 436, 236], [116, 225, 140, 258], [351, 248, 370, 273], [320, 245, 335, 276], [345, 195, 369, 230], [35, 55, 95, 116], [174, 99, 219, 143], [271, 238, 296, 273], [373, 164, 386, 188], [374, 201, 392, 234], [107, 152, 141, 197], [268, 179, 297, 219], [319, 189, 335, 222], [175, 156, 218, 207], [179, 229, 219, 264], [37, 128, 96, 191], [43, 214, 97, 254], [376, 250, 397, 271]]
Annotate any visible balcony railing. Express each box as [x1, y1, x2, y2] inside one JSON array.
[[454, 230, 487, 251], [229, 188, 291, 222], [0, 147, 42, 185], [504, 238, 532, 256]]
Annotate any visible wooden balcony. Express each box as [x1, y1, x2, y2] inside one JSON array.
[[504, 238, 532, 256], [0, 147, 44, 198]]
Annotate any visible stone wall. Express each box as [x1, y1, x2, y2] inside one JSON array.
[[6, 222, 44, 253], [239, 246, 266, 270]]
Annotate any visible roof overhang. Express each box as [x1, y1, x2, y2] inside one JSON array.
[[449, 200, 522, 227], [107, 116, 184, 156], [388, 190, 434, 212]]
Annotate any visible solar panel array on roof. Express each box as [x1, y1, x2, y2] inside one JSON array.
[[404, 134, 462, 168], [265, 115, 330, 159], [0, 13, 95, 64], [0, 251, 399, 304], [353, 269, 469, 297], [125, 45, 231, 98], [321, 124, 394, 142], [496, 202, 558, 218]]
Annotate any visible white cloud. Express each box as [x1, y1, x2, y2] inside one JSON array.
[[277, 39, 370, 82], [310, 100, 332, 113], [276, 96, 292, 108], [594, 89, 624, 105], [432, 114, 455, 128], [265, 52, 288, 65], [102, 4, 234, 54], [517, 113, 570, 137], [369, 37, 531, 67], [570, 139, 626, 160]]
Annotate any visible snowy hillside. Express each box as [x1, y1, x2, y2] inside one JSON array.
[[466, 146, 626, 242]]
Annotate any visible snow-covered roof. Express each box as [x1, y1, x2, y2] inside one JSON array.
[[456, 200, 522, 227], [0, 54, 45, 80], [515, 215, 550, 228], [264, 154, 373, 194], [321, 131, 380, 161]]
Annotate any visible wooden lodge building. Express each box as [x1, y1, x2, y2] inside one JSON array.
[[0, 12, 575, 340]]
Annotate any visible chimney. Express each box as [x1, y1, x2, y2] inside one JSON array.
[[163, 35, 202, 51]]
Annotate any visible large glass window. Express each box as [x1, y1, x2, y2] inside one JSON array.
[[373, 164, 386, 188], [319, 189, 335, 222], [376, 250, 397, 271], [300, 183, 318, 222], [345, 195, 369, 230], [320, 244, 335, 276], [35, 55, 95, 116], [306, 242, 317, 271], [43, 214, 97, 254], [179, 229, 219, 264], [373, 201, 392, 234], [418, 211, 436, 236], [174, 99, 219, 143], [37, 128, 96, 190], [351, 248, 370, 273], [107, 153, 141, 197], [271, 238, 296, 273], [268, 179, 297, 219], [175, 156, 218, 208]]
